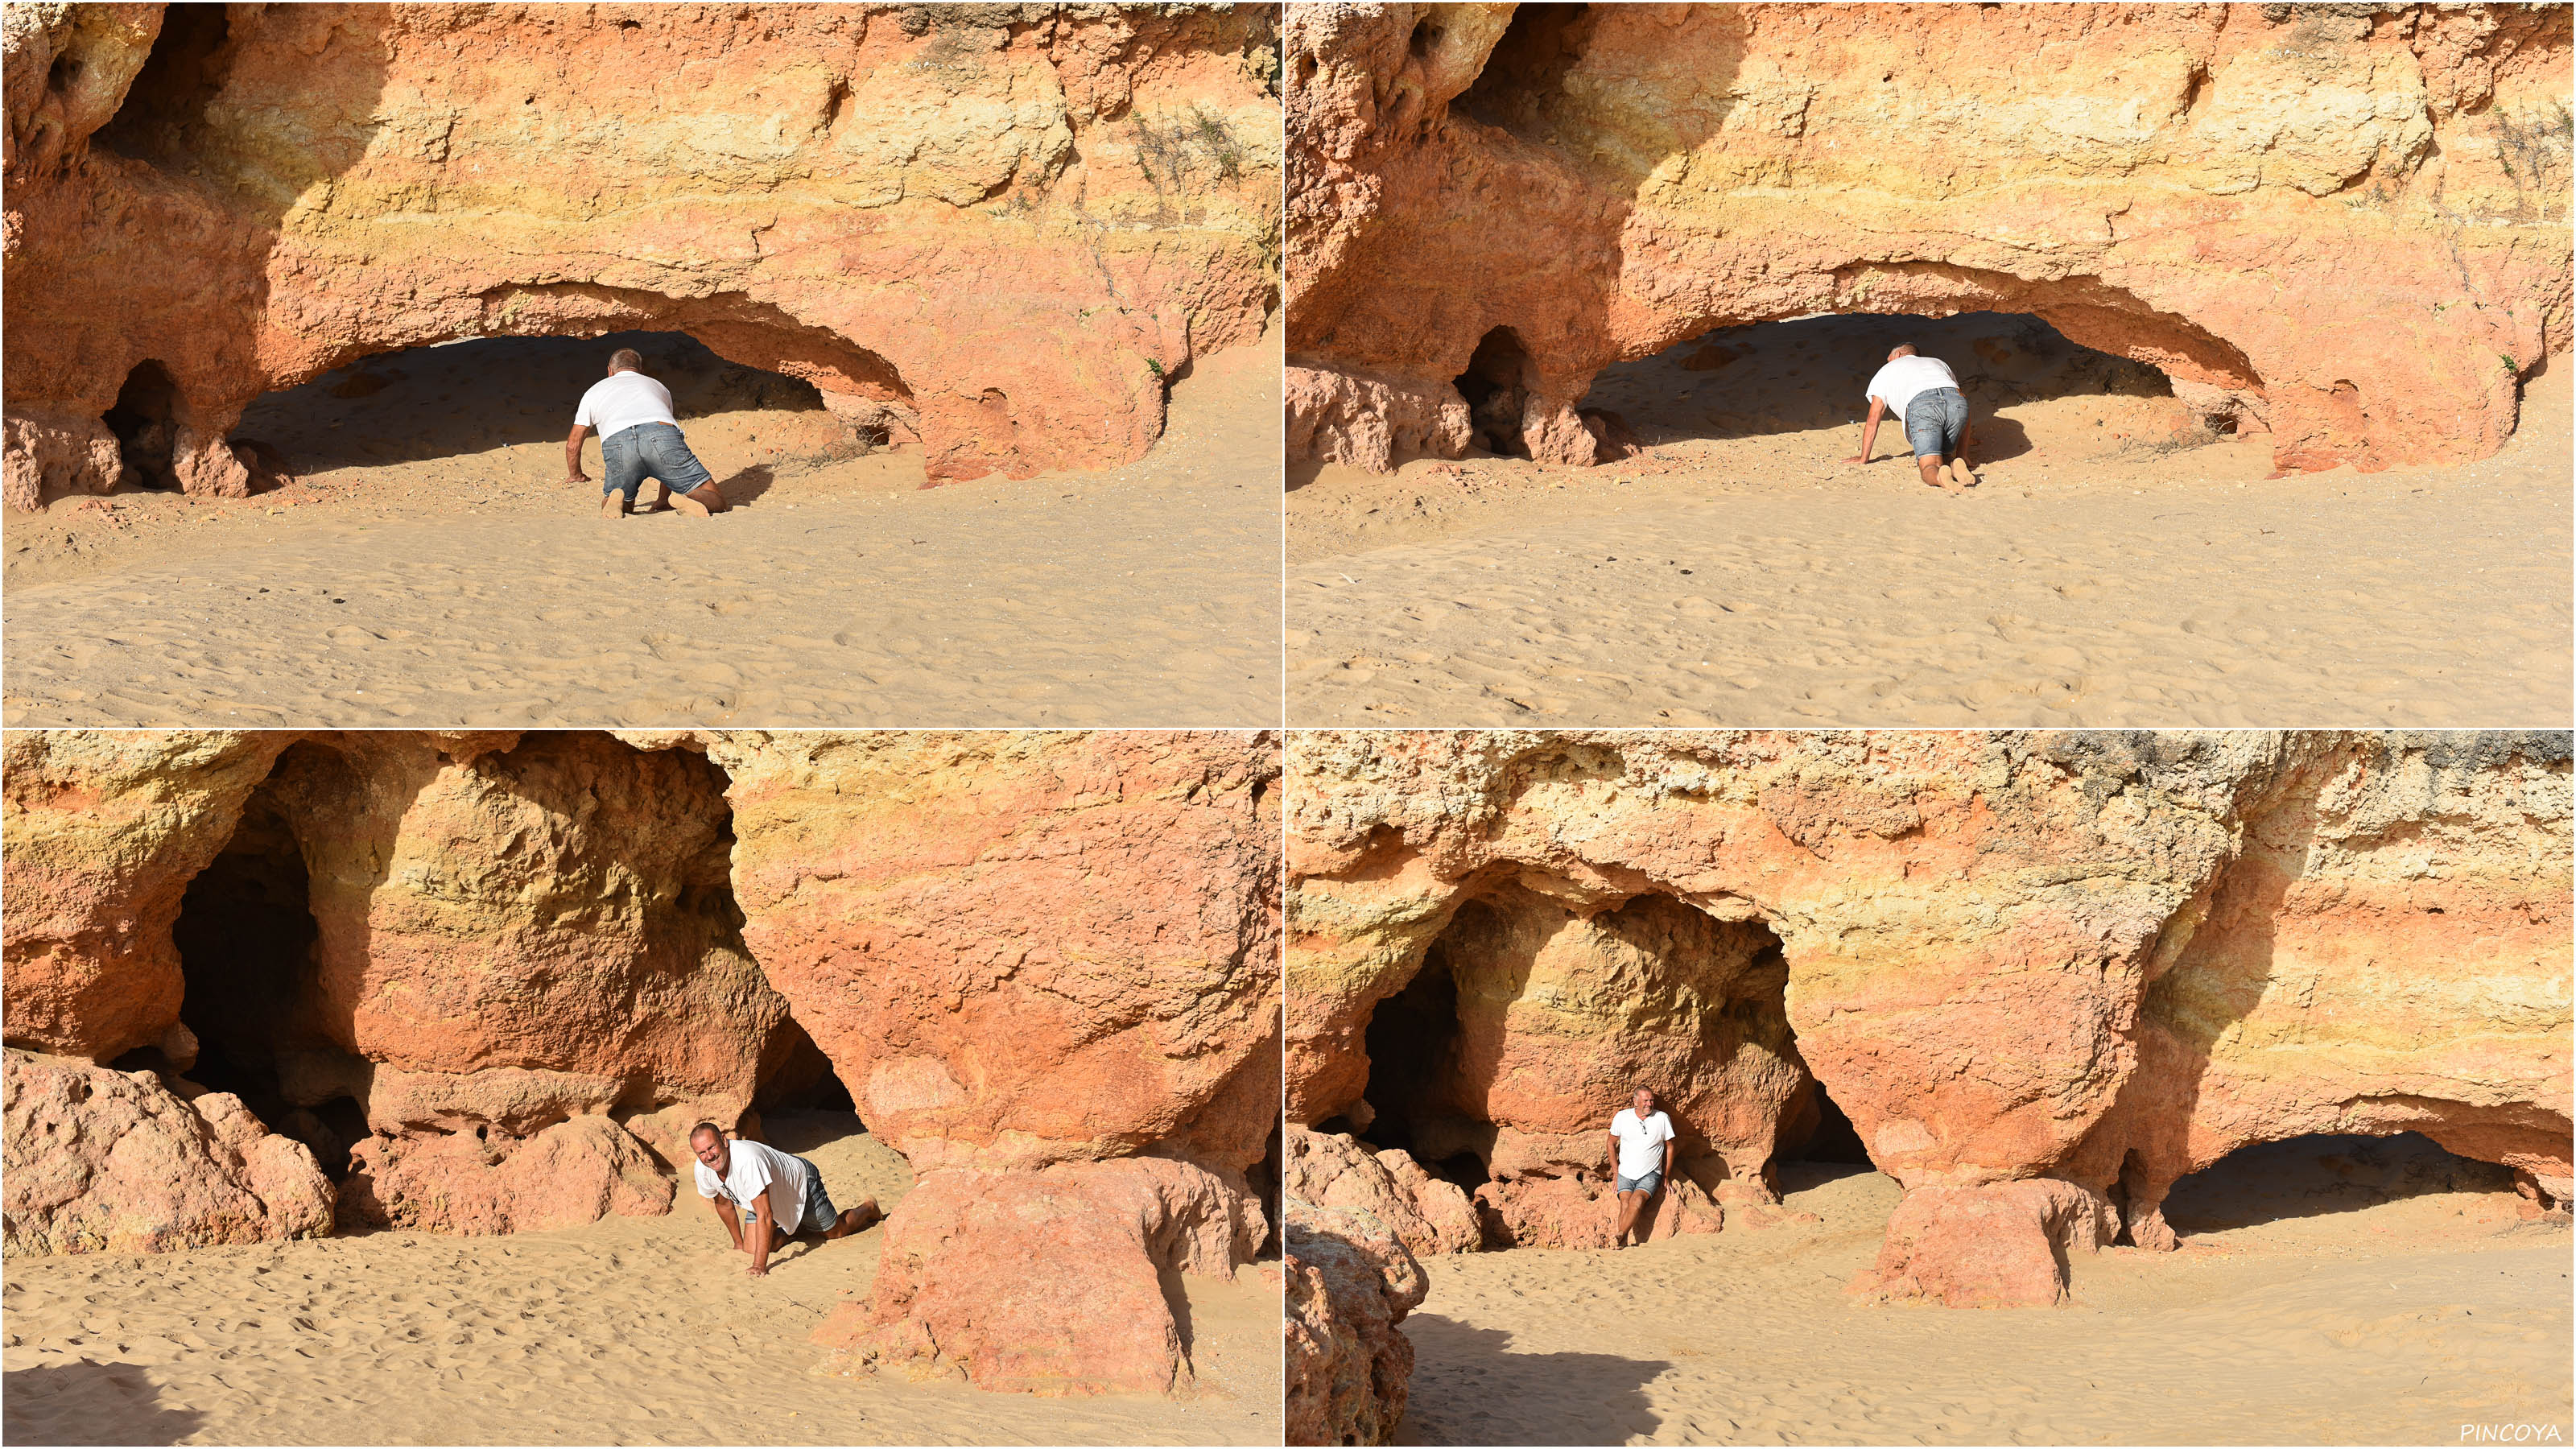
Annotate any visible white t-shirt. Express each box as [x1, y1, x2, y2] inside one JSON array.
[[572, 370, 679, 440], [1609, 1107, 1676, 1180], [1862, 355, 1961, 418], [693, 1137, 811, 1235]]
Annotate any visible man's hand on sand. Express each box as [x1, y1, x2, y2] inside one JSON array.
[[1842, 454, 1871, 464], [745, 1260, 770, 1278]]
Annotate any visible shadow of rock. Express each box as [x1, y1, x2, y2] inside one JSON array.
[[716, 464, 777, 507], [2, 1361, 205, 1446], [1396, 1315, 1669, 1445], [2162, 1131, 2520, 1236]]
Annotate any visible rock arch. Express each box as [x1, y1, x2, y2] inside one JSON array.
[[1286, 2, 2570, 475], [2, 2, 1282, 508]]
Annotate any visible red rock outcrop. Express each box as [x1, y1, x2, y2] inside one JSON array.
[[812, 1155, 1265, 1396], [1284, 1123, 1482, 1255], [2, 728, 1282, 1400], [1289, 730, 2573, 1305], [1286, 4, 2572, 475], [2, 3, 1281, 508], [3, 1047, 333, 1255], [1285, 1198, 1429, 1447]]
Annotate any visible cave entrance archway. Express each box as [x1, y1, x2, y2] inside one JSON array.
[[2157, 1131, 2526, 1241], [102, 360, 183, 492], [754, 1015, 860, 1119], [1583, 311, 2206, 470], [229, 331, 882, 494], [90, 2, 233, 164], [1348, 886, 1825, 1206], [1455, 328, 1538, 459], [156, 740, 370, 1178]]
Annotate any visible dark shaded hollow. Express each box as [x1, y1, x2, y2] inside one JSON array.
[[89, 1, 231, 163], [231, 331, 845, 476], [755, 1016, 858, 1116], [1587, 311, 2182, 460], [1356, 925, 1472, 1174], [1455, 3, 1595, 134], [101, 360, 183, 491], [1454, 327, 1536, 459], [2158, 1131, 2521, 1236], [154, 741, 363, 1175]]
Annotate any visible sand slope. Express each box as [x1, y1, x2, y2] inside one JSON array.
[[3, 337, 1283, 728], [1393, 1147, 2571, 1446], [1288, 319, 2570, 726], [0, 1115, 1283, 1447]]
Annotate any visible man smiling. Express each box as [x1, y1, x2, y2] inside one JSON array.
[[687, 1122, 879, 1278]]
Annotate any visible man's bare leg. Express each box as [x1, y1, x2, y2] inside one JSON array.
[[599, 488, 630, 519], [670, 481, 730, 516], [637, 481, 674, 514], [1612, 1189, 1645, 1248], [825, 1198, 882, 1241], [1915, 454, 1959, 492]]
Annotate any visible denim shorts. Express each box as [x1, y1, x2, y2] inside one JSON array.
[[1903, 386, 1968, 458], [798, 1157, 836, 1234], [1616, 1170, 1663, 1195], [601, 421, 713, 498]]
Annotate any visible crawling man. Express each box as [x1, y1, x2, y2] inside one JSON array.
[[565, 347, 732, 518], [1847, 344, 1977, 492], [687, 1122, 879, 1278]]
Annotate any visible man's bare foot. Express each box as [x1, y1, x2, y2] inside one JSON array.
[[828, 1198, 883, 1240], [599, 490, 628, 519], [1947, 456, 1976, 489], [671, 482, 729, 516]]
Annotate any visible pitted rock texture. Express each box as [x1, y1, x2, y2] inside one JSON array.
[[1286, 3, 2571, 475], [812, 1155, 1266, 1396], [1285, 1200, 1428, 1447], [2, 2, 1281, 507], [1, 728, 1281, 1400], [1284, 1124, 1483, 1256], [3, 1047, 334, 1255], [1288, 729, 2573, 1302]]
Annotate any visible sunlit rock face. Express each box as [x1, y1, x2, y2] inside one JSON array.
[[1288, 729, 2573, 1302], [4, 2, 1282, 506], [1286, 3, 2571, 473]]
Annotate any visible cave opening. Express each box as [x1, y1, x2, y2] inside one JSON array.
[[1455, 4, 1595, 134], [229, 330, 888, 492], [1583, 311, 2208, 470], [91, 2, 233, 164], [2157, 1131, 2526, 1239], [754, 1016, 861, 1119], [1454, 328, 1537, 460], [1355, 916, 1480, 1187], [101, 360, 183, 491], [151, 740, 370, 1179]]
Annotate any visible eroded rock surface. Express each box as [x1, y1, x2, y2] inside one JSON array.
[[0, 728, 1282, 1399], [4, 3, 1281, 507], [1285, 1200, 1428, 1447], [2, 1048, 334, 1255], [1286, 4, 2570, 474], [1288, 729, 2573, 1303]]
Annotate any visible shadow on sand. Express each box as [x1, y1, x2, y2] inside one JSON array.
[[3, 1361, 205, 1447], [1397, 1316, 1670, 1445]]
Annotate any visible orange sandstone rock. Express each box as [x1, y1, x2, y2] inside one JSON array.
[[2, 3, 1281, 507], [1286, 1199, 1429, 1447], [1288, 730, 2572, 1303], [1286, 4, 2570, 475]]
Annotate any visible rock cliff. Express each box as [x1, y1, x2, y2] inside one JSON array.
[[1286, 3, 2571, 474], [1, 727, 1282, 1398], [3, 2, 1280, 508], [1287, 730, 2572, 1307]]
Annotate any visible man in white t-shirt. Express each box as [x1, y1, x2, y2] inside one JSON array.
[[1844, 345, 1977, 493], [1606, 1086, 1678, 1250], [688, 1122, 879, 1278], [564, 348, 733, 519]]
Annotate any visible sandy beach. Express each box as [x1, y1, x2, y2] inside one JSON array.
[[1390, 1137, 2572, 1446], [2, 334, 1283, 729], [0, 1113, 1283, 1447], [1288, 316, 2570, 725]]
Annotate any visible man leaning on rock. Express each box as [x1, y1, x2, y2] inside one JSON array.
[[688, 1122, 880, 1278], [565, 347, 733, 518], [1608, 1086, 1677, 1250], [1846, 344, 1978, 492]]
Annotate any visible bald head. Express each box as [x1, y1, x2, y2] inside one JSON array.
[[1888, 345, 1918, 361], [608, 347, 644, 375]]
